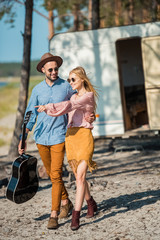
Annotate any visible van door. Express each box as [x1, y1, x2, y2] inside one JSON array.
[[142, 36, 160, 130], [116, 37, 148, 131]]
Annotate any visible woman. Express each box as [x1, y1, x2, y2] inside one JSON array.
[[36, 66, 98, 230]]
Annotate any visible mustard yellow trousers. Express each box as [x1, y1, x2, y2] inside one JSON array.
[[37, 142, 68, 211]]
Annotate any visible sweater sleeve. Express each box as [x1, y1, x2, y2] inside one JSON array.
[[45, 92, 94, 117]]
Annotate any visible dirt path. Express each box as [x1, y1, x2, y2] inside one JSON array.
[[0, 137, 160, 240]]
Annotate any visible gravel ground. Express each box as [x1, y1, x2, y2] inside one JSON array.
[[0, 136, 160, 240]]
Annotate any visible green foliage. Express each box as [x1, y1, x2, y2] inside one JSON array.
[[100, 0, 160, 28], [0, 0, 17, 27], [2, 0, 160, 37], [42, 0, 88, 14], [42, 0, 89, 31], [42, 0, 69, 13], [0, 61, 42, 77]]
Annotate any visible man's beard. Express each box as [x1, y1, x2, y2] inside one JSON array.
[[46, 74, 58, 82]]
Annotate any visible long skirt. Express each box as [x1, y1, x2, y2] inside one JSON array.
[[65, 127, 97, 173]]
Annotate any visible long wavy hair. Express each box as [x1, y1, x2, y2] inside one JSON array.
[[69, 66, 99, 110]]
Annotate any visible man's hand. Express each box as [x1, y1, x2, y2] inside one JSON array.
[[85, 112, 96, 124], [18, 140, 27, 155], [18, 128, 29, 155], [35, 105, 46, 112]]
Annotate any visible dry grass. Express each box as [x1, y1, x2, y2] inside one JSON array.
[[0, 76, 44, 147], [0, 76, 44, 119], [0, 138, 6, 147]]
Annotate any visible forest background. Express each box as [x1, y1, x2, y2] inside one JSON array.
[[1, 0, 160, 75]]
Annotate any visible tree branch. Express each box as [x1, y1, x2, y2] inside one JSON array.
[[15, 0, 50, 20]]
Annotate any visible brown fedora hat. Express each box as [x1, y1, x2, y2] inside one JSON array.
[[37, 52, 63, 72]]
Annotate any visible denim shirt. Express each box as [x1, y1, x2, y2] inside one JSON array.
[[25, 77, 75, 145]]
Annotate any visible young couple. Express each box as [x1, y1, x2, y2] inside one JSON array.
[[19, 53, 98, 230]]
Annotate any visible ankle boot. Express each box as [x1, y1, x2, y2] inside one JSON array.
[[86, 196, 97, 218], [71, 210, 80, 230]]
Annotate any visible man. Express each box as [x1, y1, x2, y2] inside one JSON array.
[[18, 52, 94, 229]]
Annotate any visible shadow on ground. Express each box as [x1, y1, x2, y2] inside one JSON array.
[[80, 189, 160, 226]]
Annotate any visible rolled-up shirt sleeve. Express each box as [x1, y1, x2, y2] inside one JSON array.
[[25, 88, 38, 131]]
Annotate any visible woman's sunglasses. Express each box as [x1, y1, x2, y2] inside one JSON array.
[[67, 78, 76, 83], [48, 67, 59, 72]]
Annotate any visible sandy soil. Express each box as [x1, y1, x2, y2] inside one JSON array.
[[0, 114, 160, 240], [0, 134, 160, 240]]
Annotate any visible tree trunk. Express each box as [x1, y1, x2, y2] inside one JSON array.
[[115, 0, 121, 26], [158, 4, 160, 20], [152, 0, 158, 21], [128, 0, 134, 24], [73, 3, 79, 31], [90, 0, 100, 29], [48, 10, 54, 40], [88, 0, 92, 29], [78, 12, 84, 30], [88, 0, 100, 29], [47, 0, 54, 41], [8, 0, 33, 158]]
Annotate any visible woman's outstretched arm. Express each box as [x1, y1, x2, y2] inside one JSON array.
[[35, 92, 94, 117]]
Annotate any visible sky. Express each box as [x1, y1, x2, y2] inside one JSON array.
[[0, 1, 50, 63]]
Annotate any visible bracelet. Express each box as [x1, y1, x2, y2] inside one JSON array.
[[19, 133, 28, 140]]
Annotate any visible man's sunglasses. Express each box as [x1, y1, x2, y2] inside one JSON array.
[[67, 78, 76, 83], [48, 67, 58, 72]]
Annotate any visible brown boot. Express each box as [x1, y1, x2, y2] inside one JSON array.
[[86, 196, 97, 218], [71, 210, 80, 231], [47, 217, 58, 229], [58, 199, 73, 219]]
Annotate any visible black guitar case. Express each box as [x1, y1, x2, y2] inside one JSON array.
[[6, 111, 39, 204]]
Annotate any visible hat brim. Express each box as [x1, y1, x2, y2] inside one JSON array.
[[37, 56, 63, 72]]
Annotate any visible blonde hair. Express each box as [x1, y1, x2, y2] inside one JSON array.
[[70, 66, 99, 109]]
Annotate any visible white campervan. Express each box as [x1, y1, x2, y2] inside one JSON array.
[[50, 22, 160, 137]]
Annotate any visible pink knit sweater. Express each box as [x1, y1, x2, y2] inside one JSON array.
[[45, 92, 95, 129]]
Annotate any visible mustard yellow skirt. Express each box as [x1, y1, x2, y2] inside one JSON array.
[[65, 127, 97, 173]]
